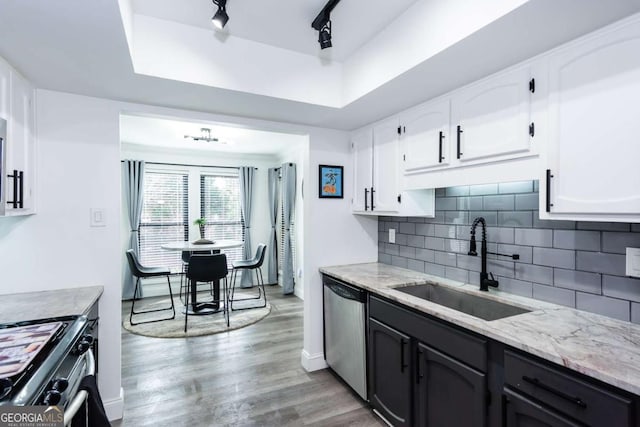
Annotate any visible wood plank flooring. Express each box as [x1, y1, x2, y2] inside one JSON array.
[[113, 286, 383, 427]]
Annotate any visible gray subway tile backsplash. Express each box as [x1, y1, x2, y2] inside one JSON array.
[[602, 232, 640, 254], [533, 247, 576, 269], [498, 211, 533, 228], [377, 180, 640, 323], [483, 195, 515, 211], [515, 229, 552, 247], [533, 284, 575, 307], [576, 252, 626, 275], [553, 269, 602, 294], [576, 293, 630, 322], [553, 230, 600, 251]]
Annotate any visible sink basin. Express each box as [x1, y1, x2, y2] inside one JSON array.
[[395, 284, 531, 321]]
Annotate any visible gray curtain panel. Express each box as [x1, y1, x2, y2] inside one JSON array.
[[239, 167, 255, 288], [122, 160, 145, 299], [267, 168, 279, 285], [281, 163, 296, 295]]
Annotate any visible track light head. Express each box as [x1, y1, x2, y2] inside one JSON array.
[[318, 20, 332, 50], [312, 1, 340, 50], [212, 0, 229, 29]]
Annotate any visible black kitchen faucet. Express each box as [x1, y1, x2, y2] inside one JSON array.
[[468, 217, 520, 291]]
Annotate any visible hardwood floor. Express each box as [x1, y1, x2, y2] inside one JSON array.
[[113, 286, 383, 427]]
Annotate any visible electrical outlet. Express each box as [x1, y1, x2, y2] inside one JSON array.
[[626, 248, 640, 278], [389, 228, 396, 244]]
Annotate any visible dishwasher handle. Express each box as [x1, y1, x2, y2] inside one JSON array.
[[323, 278, 366, 302]]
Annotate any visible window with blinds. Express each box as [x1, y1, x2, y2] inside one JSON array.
[[139, 171, 188, 273], [200, 174, 244, 266]]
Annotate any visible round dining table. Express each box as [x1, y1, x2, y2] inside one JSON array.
[[161, 239, 243, 315]]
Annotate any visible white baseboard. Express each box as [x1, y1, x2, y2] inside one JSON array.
[[104, 387, 124, 421], [300, 349, 327, 372]]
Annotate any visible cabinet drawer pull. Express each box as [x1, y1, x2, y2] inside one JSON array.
[[400, 339, 408, 372], [370, 187, 375, 211], [438, 131, 444, 163], [364, 188, 369, 211], [18, 171, 23, 209], [522, 375, 587, 408], [456, 125, 463, 159], [416, 348, 424, 383], [545, 169, 554, 212]]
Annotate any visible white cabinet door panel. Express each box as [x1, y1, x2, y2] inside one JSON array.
[[0, 58, 9, 120], [453, 67, 532, 162], [548, 23, 640, 214], [402, 99, 450, 173], [352, 128, 373, 212], [373, 118, 399, 213]]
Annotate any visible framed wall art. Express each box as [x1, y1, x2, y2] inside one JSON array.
[[319, 165, 343, 198]]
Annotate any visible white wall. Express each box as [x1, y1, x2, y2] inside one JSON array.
[[0, 91, 123, 418], [0, 89, 377, 420]]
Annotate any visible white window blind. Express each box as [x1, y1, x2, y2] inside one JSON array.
[[200, 174, 244, 266], [139, 171, 188, 273]]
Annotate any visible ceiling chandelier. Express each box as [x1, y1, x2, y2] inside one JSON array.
[[184, 128, 219, 142]]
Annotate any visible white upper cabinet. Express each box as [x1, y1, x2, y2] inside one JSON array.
[[401, 98, 450, 174], [0, 58, 9, 120], [0, 56, 36, 216], [372, 117, 400, 213], [352, 127, 373, 212], [351, 119, 434, 217], [543, 19, 640, 219], [452, 66, 534, 164]]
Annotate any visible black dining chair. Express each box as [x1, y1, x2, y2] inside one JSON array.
[[179, 250, 215, 303], [126, 249, 176, 326], [229, 244, 267, 311], [185, 253, 229, 332]]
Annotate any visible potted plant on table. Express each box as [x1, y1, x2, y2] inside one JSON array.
[[193, 218, 214, 245]]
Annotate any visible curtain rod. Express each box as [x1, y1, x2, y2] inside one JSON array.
[[120, 160, 257, 170], [273, 163, 294, 170]]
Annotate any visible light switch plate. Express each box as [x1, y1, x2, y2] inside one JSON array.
[[626, 247, 640, 278], [389, 228, 396, 244], [90, 208, 106, 227]]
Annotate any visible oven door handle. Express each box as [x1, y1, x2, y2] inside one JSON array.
[[63, 349, 95, 426]]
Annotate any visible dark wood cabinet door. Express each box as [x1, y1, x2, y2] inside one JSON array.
[[369, 318, 412, 426], [416, 343, 486, 427], [504, 389, 582, 427]]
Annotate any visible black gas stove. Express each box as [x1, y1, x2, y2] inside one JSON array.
[[0, 315, 95, 410]]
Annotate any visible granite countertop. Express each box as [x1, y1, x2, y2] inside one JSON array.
[[320, 263, 640, 396], [0, 286, 104, 324]]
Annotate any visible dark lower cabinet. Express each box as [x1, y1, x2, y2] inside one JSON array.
[[503, 389, 582, 427], [369, 318, 412, 426], [416, 343, 486, 427]]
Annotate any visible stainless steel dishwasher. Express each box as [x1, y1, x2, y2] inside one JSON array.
[[323, 275, 367, 400]]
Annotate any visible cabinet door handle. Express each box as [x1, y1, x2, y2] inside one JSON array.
[[18, 171, 24, 209], [522, 376, 587, 408], [416, 348, 424, 383], [364, 188, 369, 211], [400, 339, 408, 373], [370, 187, 375, 211], [438, 131, 444, 163], [546, 169, 554, 212], [456, 125, 463, 159]]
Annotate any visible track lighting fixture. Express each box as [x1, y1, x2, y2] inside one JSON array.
[[312, 0, 340, 50], [318, 21, 332, 50], [212, 0, 229, 30]]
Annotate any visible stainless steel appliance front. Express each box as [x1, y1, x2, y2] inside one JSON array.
[[323, 276, 367, 400]]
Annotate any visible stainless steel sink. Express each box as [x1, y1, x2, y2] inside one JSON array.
[[395, 284, 531, 321]]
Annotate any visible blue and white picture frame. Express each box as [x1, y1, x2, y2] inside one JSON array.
[[319, 165, 343, 198]]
